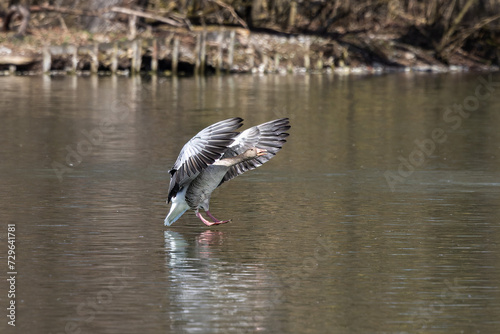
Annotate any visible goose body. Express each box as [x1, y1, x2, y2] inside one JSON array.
[[165, 117, 290, 226]]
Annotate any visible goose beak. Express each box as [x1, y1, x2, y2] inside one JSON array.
[[256, 148, 268, 157]]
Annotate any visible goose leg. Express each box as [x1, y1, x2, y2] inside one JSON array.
[[206, 210, 231, 224], [196, 210, 230, 226]]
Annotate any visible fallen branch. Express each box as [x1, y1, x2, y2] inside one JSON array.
[[109, 6, 191, 30], [208, 0, 249, 29], [30, 4, 191, 30], [0, 55, 38, 65]]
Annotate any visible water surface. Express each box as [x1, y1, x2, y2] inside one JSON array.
[[1, 72, 500, 333]]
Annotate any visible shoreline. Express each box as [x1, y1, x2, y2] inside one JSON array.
[[1, 27, 499, 76]]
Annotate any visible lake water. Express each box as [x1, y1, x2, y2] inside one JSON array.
[[1, 72, 500, 333]]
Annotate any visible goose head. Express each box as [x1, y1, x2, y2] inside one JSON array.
[[243, 147, 268, 160]]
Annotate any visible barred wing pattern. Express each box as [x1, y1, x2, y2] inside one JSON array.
[[219, 118, 290, 185], [167, 117, 243, 203]]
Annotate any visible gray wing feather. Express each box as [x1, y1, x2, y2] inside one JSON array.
[[219, 118, 290, 185], [168, 117, 243, 202]]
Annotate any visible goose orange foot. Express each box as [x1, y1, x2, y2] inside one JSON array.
[[196, 210, 231, 226]]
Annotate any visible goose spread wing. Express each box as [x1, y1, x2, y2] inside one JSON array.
[[219, 118, 290, 185], [168, 117, 243, 202]]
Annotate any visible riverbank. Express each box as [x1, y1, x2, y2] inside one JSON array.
[[1, 26, 498, 76]]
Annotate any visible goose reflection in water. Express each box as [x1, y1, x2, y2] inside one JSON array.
[[163, 231, 282, 332]]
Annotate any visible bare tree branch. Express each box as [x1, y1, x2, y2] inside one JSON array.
[[208, 0, 249, 29], [109, 6, 191, 30], [436, 0, 477, 55], [30, 4, 192, 31]]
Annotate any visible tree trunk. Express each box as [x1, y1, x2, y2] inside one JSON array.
[[4, 1, 30, 37], [251, 0, 267, 26], [82, 0, 123, 33], [287, 0, 297, 29]]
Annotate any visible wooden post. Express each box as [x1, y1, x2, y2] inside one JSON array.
[[200, 30, 206, 75], [274, 54, 280, 72], [194, 33, 201, 75], [172, 37, 179, 76], [304, 38, 311, 71], [248, 43, 254, 70], [316, 51, 324, 71], [43, 46, 51, 74], [71, 45, 78, 73], [227, 30, 235, 72], [262, 54, 269, 73], [131, 40, 137, 74], [216, 30, 223, 74], [111, 42, 118, 74], [90, 42, 98, 74], [164, 33, 174, 59], [9, 65, 16, 75], [131, 39, 142, 74], [151, 38, 158, 73], [137, 40, 142, 73]]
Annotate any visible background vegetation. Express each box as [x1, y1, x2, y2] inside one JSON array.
[[2, 0, 500, 65]]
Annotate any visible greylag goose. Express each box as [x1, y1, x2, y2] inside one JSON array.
[[165, 117, 290, 226]]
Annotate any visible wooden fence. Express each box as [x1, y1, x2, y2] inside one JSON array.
[[0, 29, 323, 76]]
